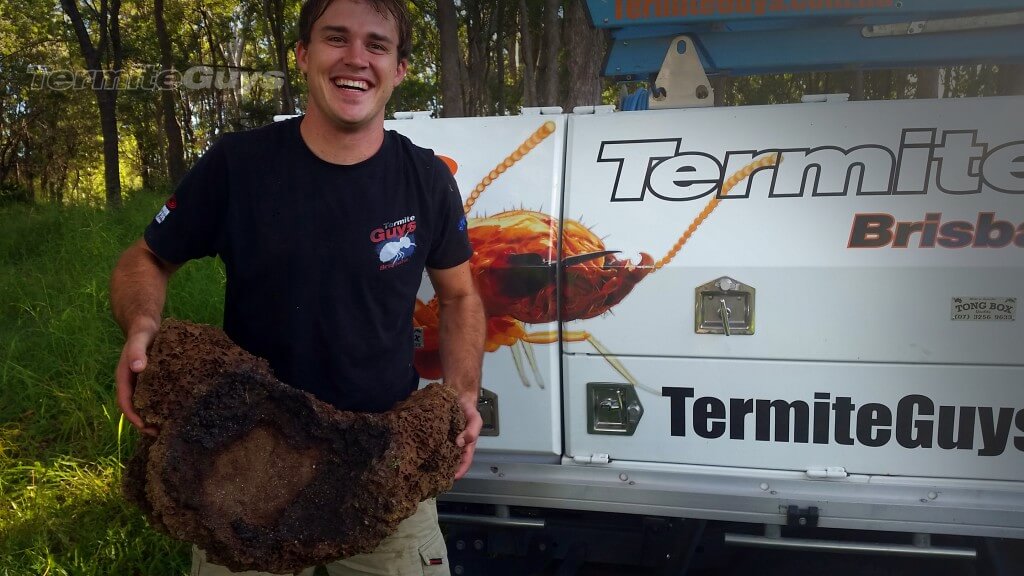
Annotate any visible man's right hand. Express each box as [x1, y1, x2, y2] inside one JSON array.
[[116, 319, 160, 436], [110, 239, 178, 436]]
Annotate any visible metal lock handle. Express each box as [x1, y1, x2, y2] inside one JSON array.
[[587, 383, 644, 435], [695, 276, 755, 335], [477, 388, 499, 437], [718, 298, 732, 336]]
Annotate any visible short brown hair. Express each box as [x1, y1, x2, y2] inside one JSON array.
[[299, 0, 411, 62]]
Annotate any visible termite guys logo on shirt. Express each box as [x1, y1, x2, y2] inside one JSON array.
[[371, 215, 417, 270]]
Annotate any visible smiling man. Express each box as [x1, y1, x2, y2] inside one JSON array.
[[109, 1, 485, 575], [297, 0, 409, 162]]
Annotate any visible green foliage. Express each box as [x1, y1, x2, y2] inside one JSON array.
[[0, 192, 225, 575], [8, 1, 1020, 205], [1, 0, 102, 205], [386, 1, 441, 115], [2, 0, 300, 205], [0, 182, 33, 206], [945, 65, 1003, 98]]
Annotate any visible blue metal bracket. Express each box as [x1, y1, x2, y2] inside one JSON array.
[[585, 0, 1024, 78]]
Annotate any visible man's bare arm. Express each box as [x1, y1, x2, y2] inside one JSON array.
[[110, 238, 180, 434], [427, 262, 485, 480]]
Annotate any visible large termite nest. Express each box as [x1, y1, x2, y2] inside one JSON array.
[[123, 319, 465, 574]]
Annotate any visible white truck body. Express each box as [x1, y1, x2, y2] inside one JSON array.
[[390, 95, 1024, 540]]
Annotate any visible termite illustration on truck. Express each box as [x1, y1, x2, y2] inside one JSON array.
[[413, 120, 780, 391]]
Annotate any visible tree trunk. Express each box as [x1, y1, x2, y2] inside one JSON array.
[[0, 138, 14, 185], [916, 68, 940, 99], [711, 76, 729, 106], [264, 0, 294, 114], [506, 23, 519, 98], [495, 5, 506, 115], [518, 0, 537, 108], [180, 90, 197, 155], [563, 0, 603, 110], [893, 70, 906, 99], [60, 0, 123, 208], [999, 63, 1024, 95], [462, 0, 496, 116], [226, 10, 249, 130], [850, 71, 865, 101], [437, 0, 464, 117], [155, 0, 186, 185], [538, 0, 562, 106], [199, 8, 228, 134], [97, 90, 121, 206]]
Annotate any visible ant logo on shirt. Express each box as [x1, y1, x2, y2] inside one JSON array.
[[371, 215, 417, 270]]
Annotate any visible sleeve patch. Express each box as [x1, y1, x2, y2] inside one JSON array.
[[154, 205, 170, 224]]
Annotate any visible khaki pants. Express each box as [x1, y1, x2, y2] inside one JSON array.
[[191, 499, 450, 576]]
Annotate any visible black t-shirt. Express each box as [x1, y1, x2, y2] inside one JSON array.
[[144, 117, 472, 412]]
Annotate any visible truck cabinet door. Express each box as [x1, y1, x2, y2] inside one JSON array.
[[561, 98, 1024, 481], [387, 115, 568, 459]]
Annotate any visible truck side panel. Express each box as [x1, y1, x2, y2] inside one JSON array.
[[386, 114, 567, 458], [554, 97, 1024, 534]]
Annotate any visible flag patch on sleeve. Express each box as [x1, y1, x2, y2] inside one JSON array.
[[154, 205, 170, 224]]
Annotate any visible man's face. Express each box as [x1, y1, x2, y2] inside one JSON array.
[[296, 0, 407, 132]]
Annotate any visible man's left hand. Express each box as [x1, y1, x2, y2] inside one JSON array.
[[454, 399, 482, 480]]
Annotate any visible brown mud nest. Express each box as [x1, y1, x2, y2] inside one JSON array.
[[123, 319, 465, 574]]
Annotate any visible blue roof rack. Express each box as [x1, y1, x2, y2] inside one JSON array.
[[585, 0, 1024, 79]]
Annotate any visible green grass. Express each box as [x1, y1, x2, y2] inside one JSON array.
[[0, 193, 225, 575]]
